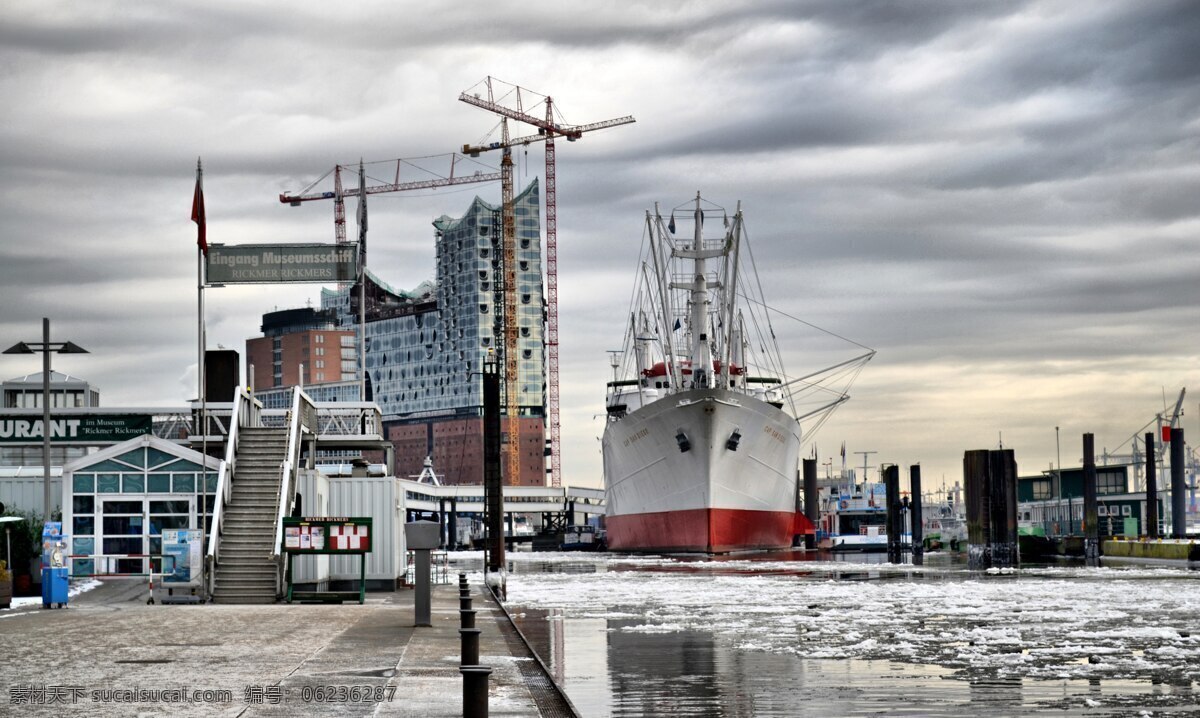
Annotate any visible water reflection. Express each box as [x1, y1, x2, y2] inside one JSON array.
[[471, 552, 1200, 716]]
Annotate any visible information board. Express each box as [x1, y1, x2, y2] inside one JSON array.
[[281, 517, 372, 604], [282, 517, 372, 554], [162, 529, 203, 584]]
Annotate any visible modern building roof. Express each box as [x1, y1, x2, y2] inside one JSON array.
[[3, 370, 94, 388]]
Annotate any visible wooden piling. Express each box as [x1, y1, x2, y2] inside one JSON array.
[[1171, 428, 1186, 539], [1083, 433, 1099, 567], [1145, 432, 1158, 539], [802, 458, 818, 550], [884, 464, 903, 563], [483, 357, 505, 582], [910, 465, 924, 566], [964, 449, 1019, 570]]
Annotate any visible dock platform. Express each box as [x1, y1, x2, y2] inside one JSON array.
[[0, 578, 577, 717]]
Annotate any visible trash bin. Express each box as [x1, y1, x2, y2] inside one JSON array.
[[42, 567, 68, 609]]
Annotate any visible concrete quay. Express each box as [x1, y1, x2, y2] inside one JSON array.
[[0, 579, 576, 717]]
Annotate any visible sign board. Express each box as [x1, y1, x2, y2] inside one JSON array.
[[205, 244, 359, 284], [161, 529, 203, 584], [0, 415, 152, 443], [282, 517, 372, 554]]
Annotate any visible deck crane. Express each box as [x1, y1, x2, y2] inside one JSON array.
[[460, 76, 635, 487]]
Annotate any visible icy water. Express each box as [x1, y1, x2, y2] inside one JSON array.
[[453, 550, 1200, 717]]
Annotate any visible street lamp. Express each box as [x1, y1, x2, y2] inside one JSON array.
[[3, 318, 88, 520]]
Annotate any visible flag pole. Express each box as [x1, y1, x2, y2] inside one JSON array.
[[193, 157, 208, 594]]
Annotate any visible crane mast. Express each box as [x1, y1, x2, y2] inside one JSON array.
[[460, 76, 634, 487], [544, 97, 560, 492], [500, 118, 520, 487]]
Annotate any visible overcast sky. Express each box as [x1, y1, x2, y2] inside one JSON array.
[[1, 1, 1196, 490]]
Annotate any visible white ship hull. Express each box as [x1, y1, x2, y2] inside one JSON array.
[[603, 388, 802, 552]]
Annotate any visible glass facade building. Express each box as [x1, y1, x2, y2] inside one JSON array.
[[322, 179, 546, 420]]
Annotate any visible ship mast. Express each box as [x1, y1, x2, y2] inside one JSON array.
[[721, 202, 743, 391], [647, 206, 679, 390], [688, 192, 712, 389]]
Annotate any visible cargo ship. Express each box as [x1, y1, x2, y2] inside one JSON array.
[[602, 194, 869, 552]]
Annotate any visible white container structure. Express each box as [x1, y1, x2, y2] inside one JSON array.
[[289, 468, 330, 588], [326, 475, 406, 590]]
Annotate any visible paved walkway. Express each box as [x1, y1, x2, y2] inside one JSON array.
[[0, 578, 574, 717]]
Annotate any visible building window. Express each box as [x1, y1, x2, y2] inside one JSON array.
[[1031, 479, 1051, 500], [1098, 471, 1126, 495]]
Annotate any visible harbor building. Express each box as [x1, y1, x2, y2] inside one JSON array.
[[251, 180, 547, 486]]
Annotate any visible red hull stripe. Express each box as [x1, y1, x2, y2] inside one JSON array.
[[607, 508, 798, 553]]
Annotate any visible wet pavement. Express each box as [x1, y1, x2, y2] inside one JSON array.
[[0, 577, 571, 717]]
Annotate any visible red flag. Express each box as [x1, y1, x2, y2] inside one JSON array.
[[1162, 425, 1173, 443], [191, 161, 207, 255]]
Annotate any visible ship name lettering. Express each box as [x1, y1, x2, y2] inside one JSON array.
[[624, 428, 650, 447], [762, 426, 785, 444]]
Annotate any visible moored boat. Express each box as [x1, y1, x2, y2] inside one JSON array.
[[602, 194, 871, 553]]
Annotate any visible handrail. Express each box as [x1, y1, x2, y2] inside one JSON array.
[[272, 386, 316, 595], [204, 386, 263, 596]]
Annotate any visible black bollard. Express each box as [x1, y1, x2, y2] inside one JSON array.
[[1083, 434, 1099, 567], [1171, 428, 1186, 539], [910, 465, 924, 566], [460, 608, 477, 629], [1145, 433, 1158, 539], [460, 594, 473, 612], [461, 665, 492, 718], [884, 465, 903, 563], [460, 627, 481, 666]]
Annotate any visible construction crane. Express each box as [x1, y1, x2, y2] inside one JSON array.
[[460, 76, 635, 487], [279, 154, 501, 243]]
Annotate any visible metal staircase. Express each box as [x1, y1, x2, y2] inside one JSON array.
[[210, 426, 289, 604]]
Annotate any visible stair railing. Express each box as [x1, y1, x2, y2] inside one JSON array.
[[273, 386, 317, 596], [205, 386, 263, 597]]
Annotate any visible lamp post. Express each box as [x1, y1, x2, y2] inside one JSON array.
[[3, 318, 88, 520]]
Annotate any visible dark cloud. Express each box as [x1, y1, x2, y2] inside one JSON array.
[[0, 1, 1197, 487]]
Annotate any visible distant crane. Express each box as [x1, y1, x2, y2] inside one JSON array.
[[460, 76, 635, 487]]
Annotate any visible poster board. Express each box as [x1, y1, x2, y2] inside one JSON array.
[[281, 517, 372, 554], [280, 517, 372, 604]]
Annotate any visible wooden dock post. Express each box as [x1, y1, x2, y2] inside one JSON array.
[[1145, 432, 1158, 538], [1083, 433, 1099, 567], [910, 464, 924, 566], [1171, 428, 1186, 539], [802, 458, 818, 550], [964, 449, 1019, 570], [483, 355, 505, 596], [884, 464, 903, 563]]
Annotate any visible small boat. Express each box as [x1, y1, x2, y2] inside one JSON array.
[[923, 499, 966, 552], [561, 525, 606, 551], [819, 483, 904, 552]]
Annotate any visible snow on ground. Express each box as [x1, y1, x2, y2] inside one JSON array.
[[478, 553, 1200, 684], [3, 578, 101, 614]]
